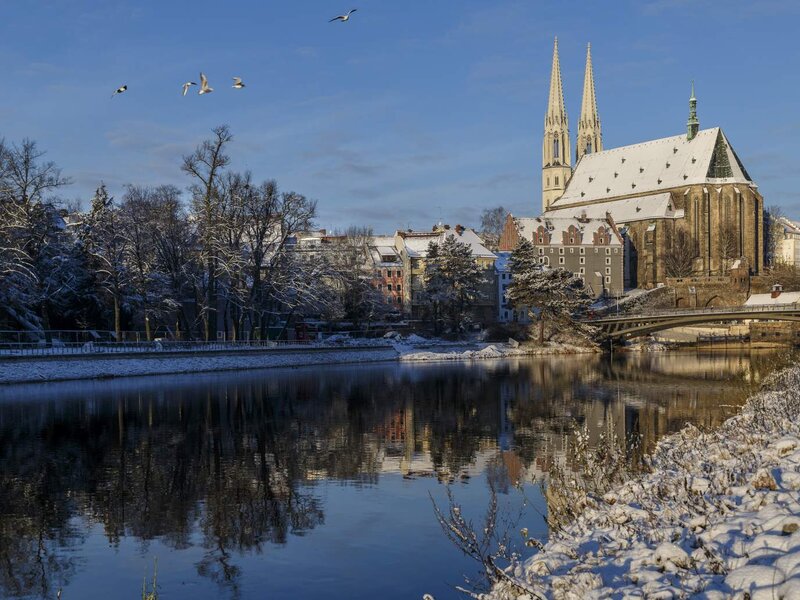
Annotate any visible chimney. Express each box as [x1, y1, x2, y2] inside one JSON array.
[[771, 283, 783, 299]]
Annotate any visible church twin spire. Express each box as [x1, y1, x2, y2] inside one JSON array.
[[577, 43, 602, 162], [541, 38, 601, 212]]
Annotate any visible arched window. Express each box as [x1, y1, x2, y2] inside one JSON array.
[[553, 137, 560, 159], [555, 176, 560, 186], [586, 140, 592, 154]]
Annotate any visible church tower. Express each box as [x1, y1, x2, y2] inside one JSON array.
[[576, 43, 602, 163], [687, 81, 699, 141], [542, 37, 572, 213]]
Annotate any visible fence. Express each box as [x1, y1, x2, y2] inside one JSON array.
[[0, 332, 396, 357]]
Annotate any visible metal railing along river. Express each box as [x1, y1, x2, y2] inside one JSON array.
[[0, 334, 395, 358]]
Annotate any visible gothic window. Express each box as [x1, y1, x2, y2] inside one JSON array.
[[555, 176, 560, 186], [585, 140, 592, 154], [546, 177, 550, 187], [553, 137, 560, 159]]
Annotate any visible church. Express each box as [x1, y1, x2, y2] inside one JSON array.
[[501, 38, 765, 290]]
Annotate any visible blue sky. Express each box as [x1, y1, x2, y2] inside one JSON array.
[[0, 0, 798, 232]]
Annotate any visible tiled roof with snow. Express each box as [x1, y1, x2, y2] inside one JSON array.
[[547, 192, 683, 223], [744, 292, 800, 306], [514, 216, 622, 246], [551, 127, 752, 210], [398, 228, 496, 259]]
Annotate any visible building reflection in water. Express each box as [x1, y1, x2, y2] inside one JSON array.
[[0, 350, 791, 598]]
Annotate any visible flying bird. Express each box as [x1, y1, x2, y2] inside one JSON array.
[[111, 84, 127, 98], [182, 81, 197, 96], [329, 8, 357, 22], [232, 77, 245, 89], [198, 73, 213, 95]]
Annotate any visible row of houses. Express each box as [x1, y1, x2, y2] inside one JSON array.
[[293, 217, 626, 327]]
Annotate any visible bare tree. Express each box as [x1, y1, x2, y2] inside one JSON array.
[[717, 222, 739, 274], [665, 227, 695, 278], [182, 125, 233, 340], [764, 204, 786, 266], [0, 139, 73, 335], [479, 206, 508, 252]]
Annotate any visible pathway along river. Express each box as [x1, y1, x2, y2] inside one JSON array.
[[0, 350, 793, 600]]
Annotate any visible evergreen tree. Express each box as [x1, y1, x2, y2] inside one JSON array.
[[507, 239, 593, 343], [80, 184, 129, 339], [423, 234, 484, 334]]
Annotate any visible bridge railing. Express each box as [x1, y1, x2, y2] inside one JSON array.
[[585, 303, 800, 322]]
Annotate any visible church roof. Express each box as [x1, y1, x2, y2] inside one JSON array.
[[550, 127, 753, 210], [547, 192, 684, 223]]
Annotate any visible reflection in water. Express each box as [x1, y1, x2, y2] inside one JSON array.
[[0, 350, 791, 599]]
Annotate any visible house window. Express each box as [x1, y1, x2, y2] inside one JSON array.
[[570, 237, 575, 244], [387, 284, 392, 291], [605, 276, 611, 284], [396, 270, 402, 277], [396, 297, 402, 304], [605, 258, 611, 265], [579, 267, 585, 274], [559, 257, 565, 265], [594, 248, 599, 254], [580, 247, 585, 255], [538, 248, 544, 255], [555, 176, 560, 185], [613, 248, 618, 254], [605, 267, 611, 275], [570, 248, 574, 254], [606, 248, 611, 255], [579, 257, 585, 265], [397, 285, 402, 293], [559, 248, 564, 255]]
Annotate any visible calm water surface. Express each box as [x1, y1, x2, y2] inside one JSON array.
[[0, 351, 791, 600]]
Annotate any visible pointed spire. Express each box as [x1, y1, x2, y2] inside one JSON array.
[[542, 37, 572, 213], [687, 80, 699, 141], [576, 42, 602, 162], [545, 37, 569, 130]]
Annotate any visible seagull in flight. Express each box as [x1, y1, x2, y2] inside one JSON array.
[[232, 77, 245, 89], [111, 84, 127, 99], [198, 73, 213, 95], [182, 81, 197, 96], [329, 8, 357, 22]]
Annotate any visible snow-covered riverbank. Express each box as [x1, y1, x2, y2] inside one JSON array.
[[0, 340, 596, 384], [490, 364, 800, 600]]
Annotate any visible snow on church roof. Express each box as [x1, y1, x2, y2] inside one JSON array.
[[547, 192, 684, 223], [550, 127, 753, 209]]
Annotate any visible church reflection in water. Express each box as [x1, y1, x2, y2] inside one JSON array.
[[0, 350, 791, 598]]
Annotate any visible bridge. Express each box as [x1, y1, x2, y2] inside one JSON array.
[[586, 304, 800, 340]]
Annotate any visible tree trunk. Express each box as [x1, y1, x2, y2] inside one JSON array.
[[144, 312, 152, 341], [113, 293, 122, 341], [40, 302, 53, 344]]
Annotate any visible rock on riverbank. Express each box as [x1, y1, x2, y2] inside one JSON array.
[[489, 365, 800, 600]]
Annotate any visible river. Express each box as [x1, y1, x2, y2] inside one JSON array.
[[0, 350, 792, 600]]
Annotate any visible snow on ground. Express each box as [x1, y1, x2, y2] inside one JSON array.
[[0, 339, 597, 384], [0, 347, 401, 384], [398, 342, 598, 362], [489, 365, 800, 600]]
